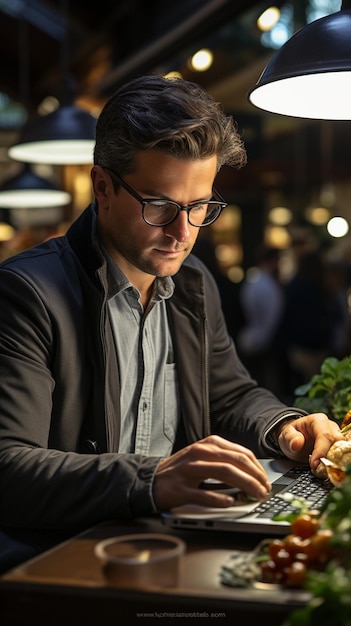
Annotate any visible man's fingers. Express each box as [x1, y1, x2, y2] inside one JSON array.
[[278, 414, 343, 467], [154, 436, 273, 510], [180, 459, 271, 499], [184, 435, 271, 487]]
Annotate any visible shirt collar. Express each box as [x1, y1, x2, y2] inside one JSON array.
[[98, 241, 174, 301]]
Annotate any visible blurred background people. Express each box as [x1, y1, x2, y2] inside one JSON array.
[[323, 260, 351, 359], [192, 232, 244, 340], [276, 250, 351, 402], [237, 246, 284, 396]]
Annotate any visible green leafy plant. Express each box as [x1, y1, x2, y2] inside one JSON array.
[[284, 563, 351, 626], [282, 464, 351, 626], [294, 355, 351, 425]]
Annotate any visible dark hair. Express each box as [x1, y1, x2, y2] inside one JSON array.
[[94, 74, 247, 175]]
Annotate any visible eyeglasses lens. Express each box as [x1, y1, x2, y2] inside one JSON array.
[[143, 202, 222, 227]]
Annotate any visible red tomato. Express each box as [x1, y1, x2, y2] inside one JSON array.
[[284, 561, 307, 587], [305, 529, 333, 563], [273, 548, 294, 571], [260, 559, 280, 583], [291, 514, 320, 539], [268, 539, 285, 560], [284, 534, 310, 556]]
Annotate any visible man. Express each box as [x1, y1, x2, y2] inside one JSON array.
[[0, 75, 341, 572]]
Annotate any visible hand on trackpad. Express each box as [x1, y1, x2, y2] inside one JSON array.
[[199, 479, 259, 503]]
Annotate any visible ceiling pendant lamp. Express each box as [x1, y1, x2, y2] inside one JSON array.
[[248, 0, 351, 120], [8, 104, 97, 165], [0, 165, 71, 209], [8, 0, 96, 165]]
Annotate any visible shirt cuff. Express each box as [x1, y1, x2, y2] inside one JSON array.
[[263, 412, 304, 454]]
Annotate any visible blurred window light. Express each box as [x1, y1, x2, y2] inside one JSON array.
[[73, 170, 93, 208], [327, 216, 349, 238], [306, 0, 340, 23], [257, 6, 280, 31], [305, 206, 330, 225], [268, 206, 292, 225], [261, 4, 293, 49], [264, 21, 290, 48], [227, 266, 244, 283], [189, 49, 213, 72], [0, 222, 15, 242], [319, 183, 336, 208], [37, 96, 59, 116], [211, 205, 241, 231], [0, 92, 27, 128], [74, 171, 91, 195], [265, 225, 291, 248], [216, 243, 240, 265]]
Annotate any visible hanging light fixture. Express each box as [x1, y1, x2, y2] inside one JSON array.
[[0, 165, 71, 209], [248, 1, 351, 120], [8, 0, 96, 165], [0, 18, 71, 209], [8, 105, 96, 165]]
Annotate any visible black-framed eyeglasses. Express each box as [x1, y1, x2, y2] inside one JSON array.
[[103, 167, 227, 227]]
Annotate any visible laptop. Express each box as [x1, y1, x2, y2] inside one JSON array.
[[161, 458, 334, 535]]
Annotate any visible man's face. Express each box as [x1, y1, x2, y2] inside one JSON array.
[[94, 150, 218, 287]]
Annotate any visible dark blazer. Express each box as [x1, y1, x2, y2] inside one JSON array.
[[0, 204, 299, 535]]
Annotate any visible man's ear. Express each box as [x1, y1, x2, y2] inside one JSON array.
[[91, 166, 111, 209]]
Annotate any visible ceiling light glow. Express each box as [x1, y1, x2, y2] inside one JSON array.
[[327, 216, 349, 238], [190, 49, 213, 72], [305, 207, 330, 225], [257, 7, 280, 32], [268, 206, 292, 225]]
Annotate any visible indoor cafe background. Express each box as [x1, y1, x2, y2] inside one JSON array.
[[0, 0, 350, 401]]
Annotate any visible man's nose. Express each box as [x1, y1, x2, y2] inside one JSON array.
[[163, 209, 191, 242]]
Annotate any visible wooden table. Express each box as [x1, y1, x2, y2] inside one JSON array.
[[0, 516, 311, 626]]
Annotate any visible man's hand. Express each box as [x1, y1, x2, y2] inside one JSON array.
[[153, 435, 272, 511], [276, 413, 343, 469]]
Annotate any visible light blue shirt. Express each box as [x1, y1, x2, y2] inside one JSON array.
[[104, 253, 180, 456]]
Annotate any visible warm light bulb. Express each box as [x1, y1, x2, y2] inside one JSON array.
[[190, 49, 213, 72], [305, 207, 330, 225], [265, 225, 291, 247], [327, 216, 349, 238], [257, 6, 280, 32], [250, 72, 351, 120], [268, 206, 292, 225]]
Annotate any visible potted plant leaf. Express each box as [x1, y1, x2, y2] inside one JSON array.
[[294, 355, 351, 483], [294, 355, 351, 426]]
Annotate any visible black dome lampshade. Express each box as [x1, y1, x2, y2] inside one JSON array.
[[7, 0, 97, 166], [248, 0, 351, 120], [0, 165, 71, 208], [8, 104, 97, 165]]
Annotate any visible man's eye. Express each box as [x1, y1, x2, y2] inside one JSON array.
[[149, 201, 175, 210], [190, 204, 207, 213]]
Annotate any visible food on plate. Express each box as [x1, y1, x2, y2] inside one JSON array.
[[221, 464, 351, 626], [258, 512, 334, 587], [313, 422, 351, 484]]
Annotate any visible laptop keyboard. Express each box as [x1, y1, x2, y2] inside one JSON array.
[[254, 466, 334, 519]]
